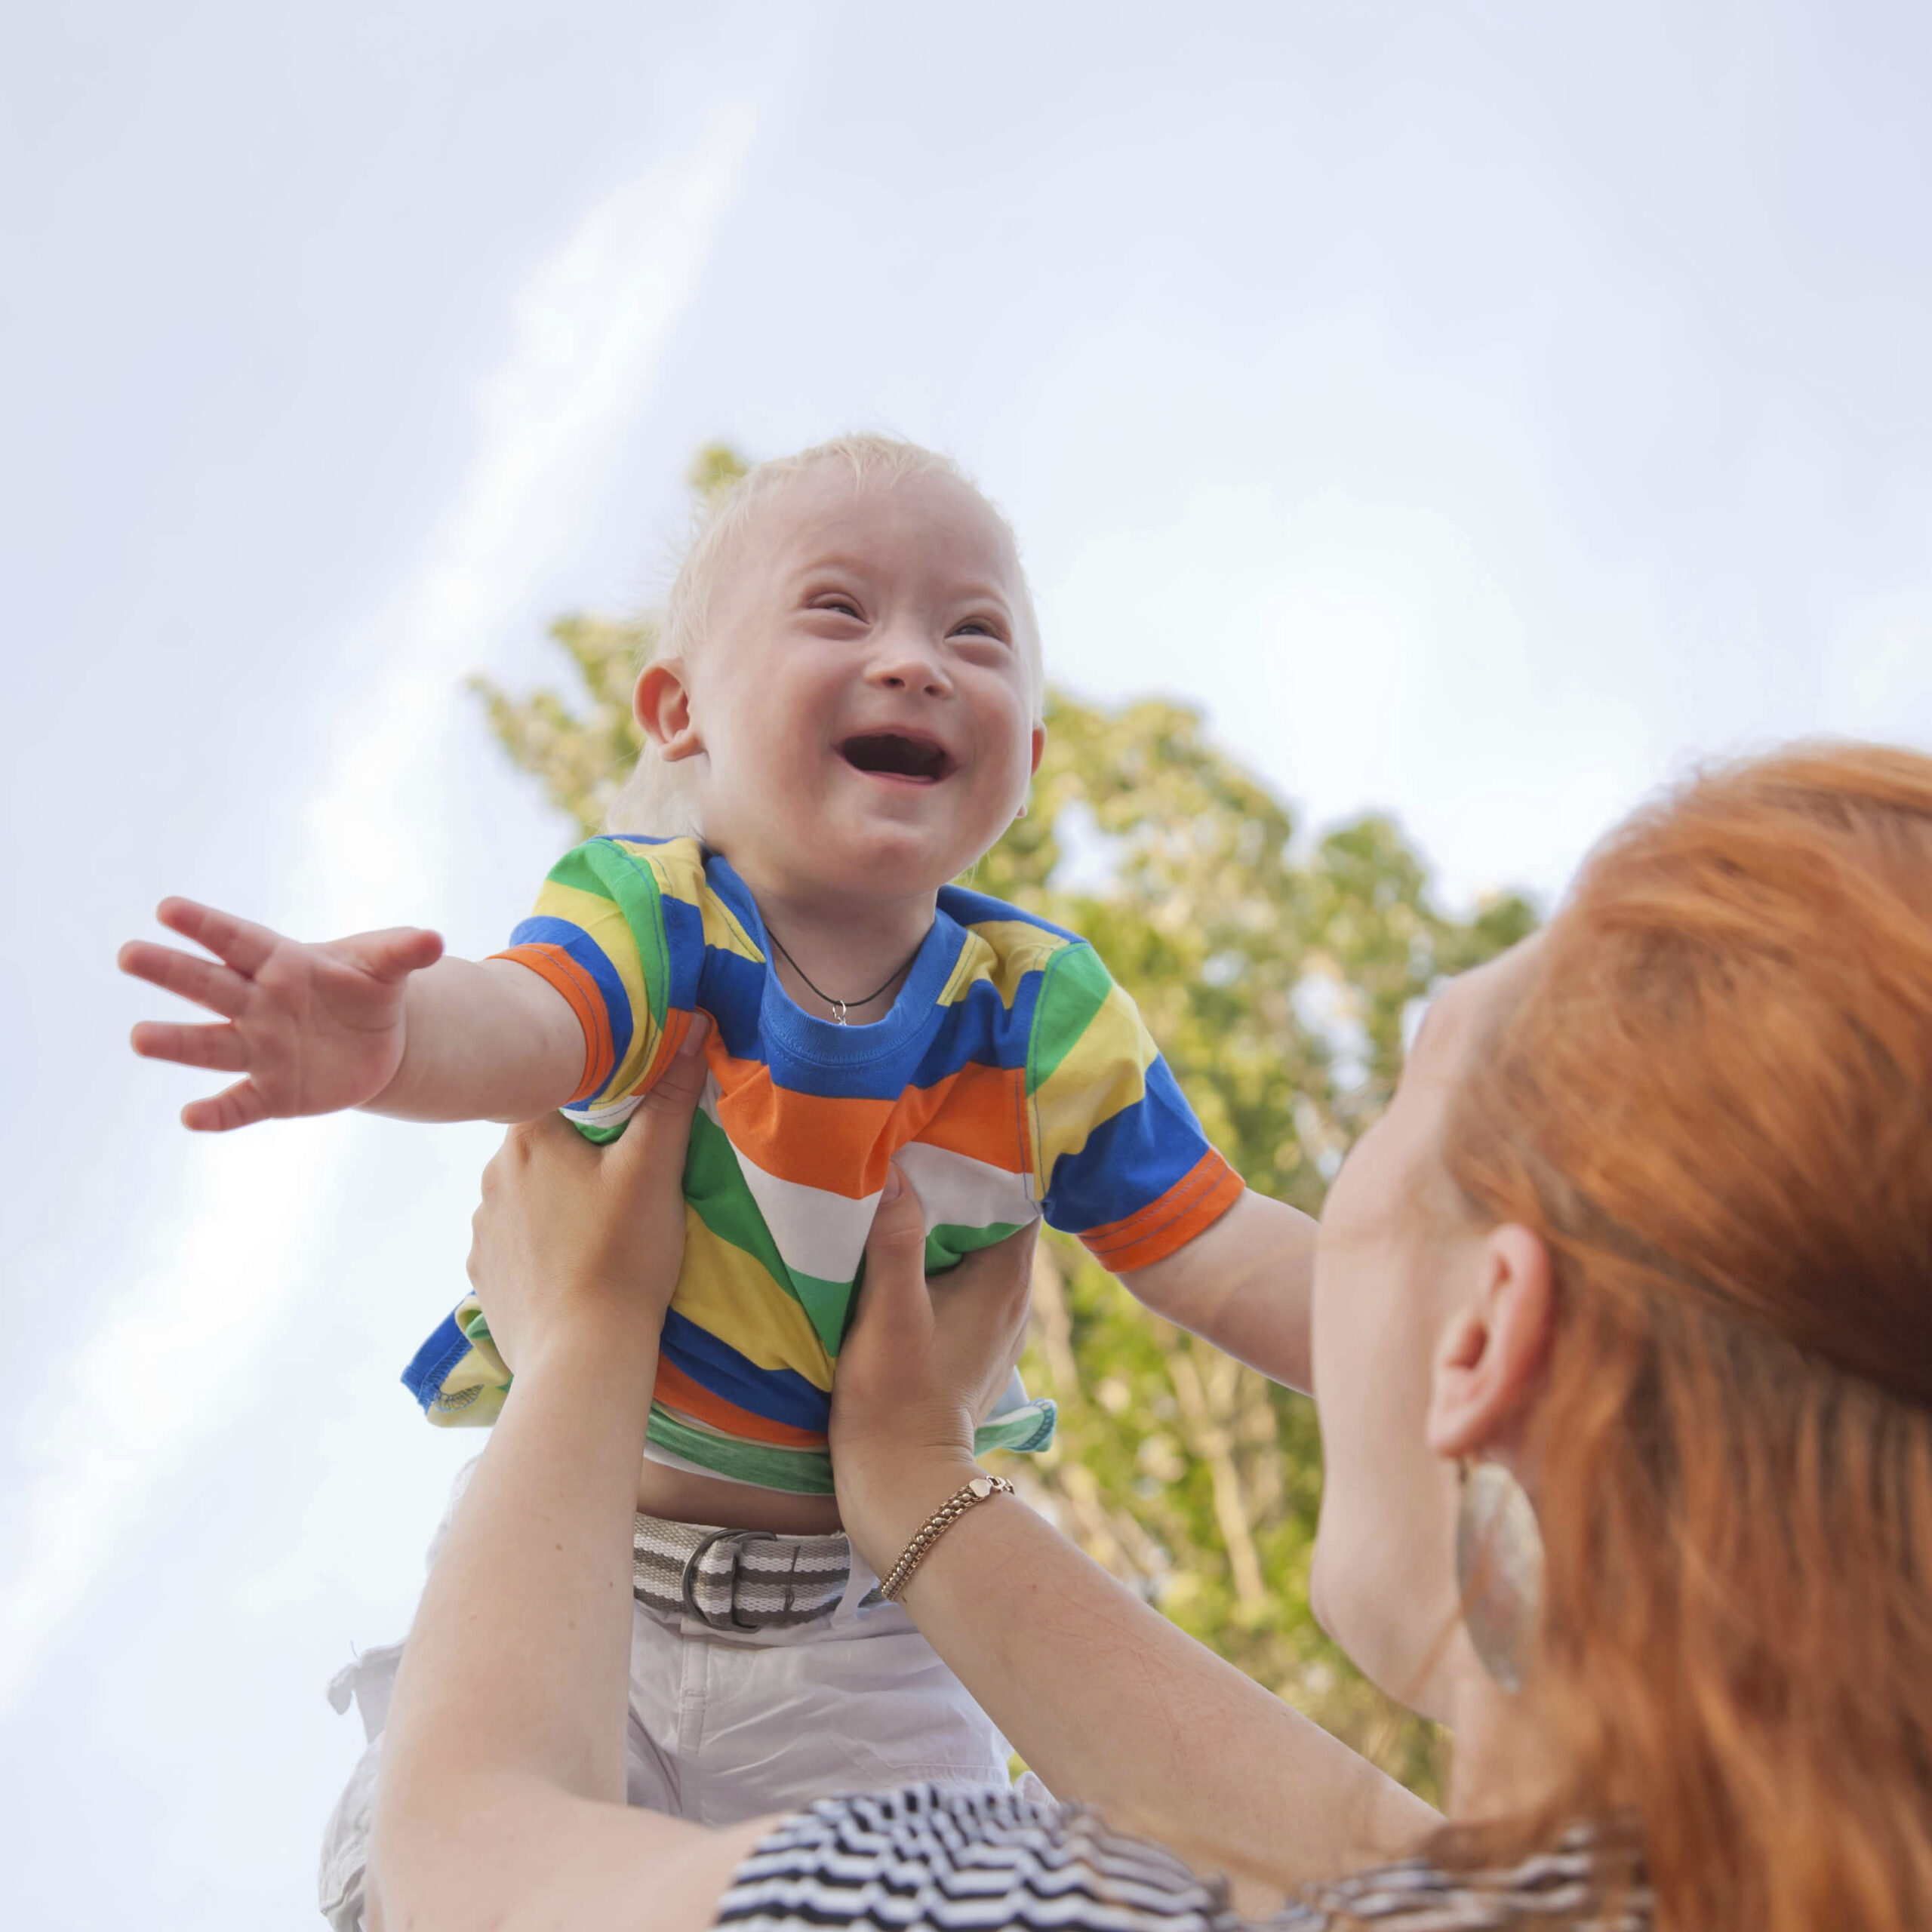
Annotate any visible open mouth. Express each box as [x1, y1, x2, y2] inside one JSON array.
[[836, 731, 957, 783]]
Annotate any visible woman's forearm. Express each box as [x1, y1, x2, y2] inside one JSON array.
[[369, 1319, 666, 1929], [381, 1321, 652, 1798], [854, 1458, 1437, 1890], [371, 1057, 771, 1932]]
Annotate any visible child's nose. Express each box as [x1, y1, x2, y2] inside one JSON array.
[[867, 632, 954, 699]]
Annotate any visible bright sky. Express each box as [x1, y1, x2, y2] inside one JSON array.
[[6, 5, 1931, 1924]]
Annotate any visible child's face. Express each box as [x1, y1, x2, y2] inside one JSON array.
[[657, 467, 1044, 904]]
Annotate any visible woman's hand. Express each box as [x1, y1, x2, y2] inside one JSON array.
[[829, 1165, 1036, 1576], [465, 1016, 710, 1377]]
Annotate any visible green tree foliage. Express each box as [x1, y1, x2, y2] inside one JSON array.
[[470, 448, 1537, 1801]]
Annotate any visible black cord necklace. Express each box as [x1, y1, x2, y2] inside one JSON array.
[[765, 926, 924, 1025]]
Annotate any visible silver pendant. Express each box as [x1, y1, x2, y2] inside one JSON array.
[[831, 1001, 848, 1025], [1455, 1461, 1545, 1693]]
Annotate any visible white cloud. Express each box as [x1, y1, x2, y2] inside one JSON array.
[[0, 108, 757, 1716]]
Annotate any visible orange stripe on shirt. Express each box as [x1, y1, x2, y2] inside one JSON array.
[[710, 1054, 1029, 1195], [652, 1355, 828, 1449], [492, 942, 617, 1103], [1081, 1148, 1244, 1274], [909, 1063, 1031, 1168]]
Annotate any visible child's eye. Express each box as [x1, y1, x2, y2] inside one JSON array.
[[953, 619, 1007, 642], [814, 597, 863, 620]]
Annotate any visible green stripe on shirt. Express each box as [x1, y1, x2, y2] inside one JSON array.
[[554, 838, 671, 1033], [684, 1109, 801, 1296], [1026, 942, 1113, 1095]]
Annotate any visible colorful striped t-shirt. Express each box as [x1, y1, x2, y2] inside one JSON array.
[[401, 835, 1241, 1494]]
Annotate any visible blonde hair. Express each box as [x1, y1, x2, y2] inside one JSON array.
[[605, 433, 1044, 838]]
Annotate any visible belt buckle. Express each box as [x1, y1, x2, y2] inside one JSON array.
[[681, 1526, 780, 1631]]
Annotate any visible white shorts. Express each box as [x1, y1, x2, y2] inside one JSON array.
[[318, 1465, 1029, 1931]]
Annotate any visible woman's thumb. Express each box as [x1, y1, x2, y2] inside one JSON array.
[[616, 1013, 710, 1168], [857, 1164, 931, 1336]]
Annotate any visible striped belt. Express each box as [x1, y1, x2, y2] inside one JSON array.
[[632, 1514, 852, 1631]]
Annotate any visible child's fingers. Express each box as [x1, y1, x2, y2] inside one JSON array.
[[354, 926, 446, 983], [155, 897, 280, 976], [117, 940, 252, 1018], [130, 1019, 249, 1072], [180, 1078, 269, 1133]]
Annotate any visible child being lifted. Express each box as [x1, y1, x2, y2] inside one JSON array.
[[120, 435, 1315, 1859]]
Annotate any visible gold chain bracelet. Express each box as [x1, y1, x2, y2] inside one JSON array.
[[877, 1473, 1016, 1601]]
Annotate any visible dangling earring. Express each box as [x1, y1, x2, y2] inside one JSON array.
[[1456, 1460, 1545, 1693]]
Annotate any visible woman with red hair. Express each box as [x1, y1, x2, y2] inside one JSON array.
[[365, 743, 1932, 1932]]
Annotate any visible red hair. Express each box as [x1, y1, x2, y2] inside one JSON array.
[[1444, 744, 1932, 1931]]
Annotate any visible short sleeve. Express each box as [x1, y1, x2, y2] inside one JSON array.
[[1028, 943, 1242, 1272], [490, 835, 703, 1140], [716, 1785, 1244, 1932]]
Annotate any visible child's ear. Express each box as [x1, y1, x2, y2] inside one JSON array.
[[1029, 724, 1045, 777], [635, 660, 703, 762]]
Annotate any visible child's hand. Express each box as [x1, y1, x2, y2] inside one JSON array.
[[118, 897, 445, 1131]]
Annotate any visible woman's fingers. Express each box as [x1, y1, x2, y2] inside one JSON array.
[[938, 1220, 1038, 1314], [117, 940, 254, 1017], [504, 1111, 581, 1157], [928, 1222, 1038, 1414], [925, 1223, 1036, 1340], [494, 1112, 597, 1192], [464, 1037, 708, 1370]]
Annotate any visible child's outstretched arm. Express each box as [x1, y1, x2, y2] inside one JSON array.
[[118, 896, 585, 1132], [1118, 1189, 1316, 1394]]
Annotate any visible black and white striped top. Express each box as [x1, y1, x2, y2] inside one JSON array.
[[715, 1784, 1651, 1932]]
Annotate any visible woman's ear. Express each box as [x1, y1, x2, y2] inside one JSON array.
[[635, 660, 703, 762], [1424, 1224, 1554, 1461]]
